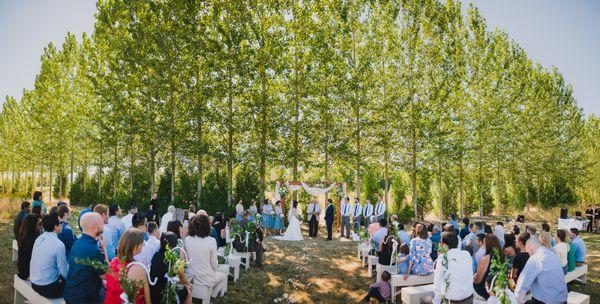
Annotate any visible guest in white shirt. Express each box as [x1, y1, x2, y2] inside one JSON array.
[[160, 205, 176, 233], [107, 203, 125, 250], [553, 229, 570, 274], [121, 203, 137, 229], [433, 232, 474, 304], [30, 213, 69, 298], [494, 222, 505, 248], [374, 197, 386, 222], [135, 222, 161, 267], [363, 200, 374, 226], [185, 214, 227, 298], [340, 198, 352, 238], [235, 200, 245, 222], [473, 233, 486, 265]]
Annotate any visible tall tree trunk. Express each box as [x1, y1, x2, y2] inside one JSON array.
[[411, 123, 418, 221], [70, 146, 74, 188], [113, 144, 118, 197], [496, 154, 502, 213], [32, 159, 36, 194], [39, 162, 44, 192], [98, 142, 103, 199], [355, 101, 361, 201], [83, 151, 87, 205], [227, 74, 234, 206], [258, 70, 268, 203], [459, 156, 464, 218], [292, 54, 300, 200], [129, 151, 134, 198], [478, 149, 483, 217], [437, 161, 443, 222], [49, 160, 53, 203], [170, 107, 176, 203], [151, 150, 157, 194]]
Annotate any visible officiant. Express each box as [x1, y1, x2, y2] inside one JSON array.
[[307, 200, 321, 238]]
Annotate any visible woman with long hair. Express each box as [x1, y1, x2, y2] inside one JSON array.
[[473, 234, 503, 300], [105, 228, 151, 304], [17, 214, 41, 279], [150, 232, 192, 304], [404, 223, 434, 279]]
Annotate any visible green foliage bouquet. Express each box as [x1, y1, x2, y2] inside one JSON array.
[[163, 245, 188, 304]]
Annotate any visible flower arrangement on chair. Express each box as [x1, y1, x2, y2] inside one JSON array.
[[163, 245, 190, 304]]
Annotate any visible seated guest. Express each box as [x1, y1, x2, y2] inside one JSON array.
[[122, 203, 138, 229], [377, 227, 397, 281], [135, 222, 161, 267], [64, 212, 109, 304], [150, 232, 192, 304], [373, 218, 388, 249], [459, 217, 470, 239], [429, 225, 441, 261], [448, 214, 459, 230], [511, 232, 530, 282], [57, 204, 76, 256], [397, 223, 410, 245], [433, 232, 474, 304], [512, 225, 520, 236], [367, 215, 380, 237], [494, 222, 505, 247], [503, 233, 517, 267], [168, 220, 184, 247], [389, 214, 399, 229], [569, 228, 586, 266], [404, 223, 434, 279], [473, 233, 486, 264], [93, 204, 116, 260], [444, 224, 462, 249], [185, 214, 227, 299], [77, 203, 96, 232], [553, 229, 570, 274], [132, 212, 149, 240], [212, 212, 226, 247], [395, 244, 410, 275], [107, 203, 125, 249], [473, 234, 503, 300], [541, 222, 554, 246], [464, 223, 480, 254], [105, 229, 151, 304], [13, 201, 30, 239], [17, 214, 41, 280], [515, 238, 568, 304], [362, 270, 391, 303], [30, 213, 69, 298], [160, 205, 176, 232], [483, 223, 492, 234], [525, 225, 537, 239], [539, 231, 553, 249]]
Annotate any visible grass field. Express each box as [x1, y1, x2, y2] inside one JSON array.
[[1, 217, 599, 303]]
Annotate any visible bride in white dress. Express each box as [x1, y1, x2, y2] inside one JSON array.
[[274, 201, 303, 241]]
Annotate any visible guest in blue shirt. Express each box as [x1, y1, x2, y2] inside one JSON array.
[[515, 238, 568, 304], [77, 204, 96, 232], [429, 225, 441, 261], [31, 191, 48, 215], [448, 214, 459, 231], [397, 223, 411, 245], [107, 204, 125, 249], [373, 218, 388, 249], [459, 217, 470, 240], [57, 205, 76, 256], [64, 212, 109, 304], [132, 212, 150, 241], [93, 204, 115, 260], [569, 228, 587, 266], [30, 213, 69, 298]]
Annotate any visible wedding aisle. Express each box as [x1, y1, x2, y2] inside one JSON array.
[[212, 224, 372, 304]]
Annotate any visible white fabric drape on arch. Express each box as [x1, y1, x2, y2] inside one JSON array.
[[273, 181, 339, 198], [300, 182, 337, 196]]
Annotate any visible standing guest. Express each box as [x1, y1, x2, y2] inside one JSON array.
[[374, 197, 386, 222], [494, 222, 505, 248], [433, 232, 474, 304], [362, 271, 391, 303], [57, 204, 76, 256], [17, 214, 41, 280], [77, 203, 96, 232], [511, 232, 530, 282], [429, 225, 441, 261], [185, 215, 227, 299], [459, 217, 470, 240], [325, 199, 335, 241], [585, 204, 594, 232], [249, 200, 258, 217], [105, 229, 151, 304], [235, 200, 244, 222], [149, 192, 159, 223], [363, 199, 374, 226], [373, 218, 389, 249], [122, 203, 138, 229], [150, 232, 192, 304], [473, 234, 503, 300], [30, 213, 69, 298], [595, 204, 600, 232], [132, 212, 149, 241], [515, 238, 568, 304], [160, 205, 176, 232], [135, 222, 161, 267], [107, 204, 125, 250], [64, 212, 109, 304], [31, 191, 47, 215], [569, 228, 586, 266], [448, 214, 459, 231], [553, 229, 570, 274], [397, 223, 411, 245], [273, 201, 284, 235], [541, 223, 555, 246], [341, 198, 352, 238], [352, 199, 364, 231], [93, 204, 116, 260], [405, 223, 434, 279], [13, 201, 30, 239], [248, 221, 265, 268]]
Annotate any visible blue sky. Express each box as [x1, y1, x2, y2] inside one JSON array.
[[1, 0, 598, 115]]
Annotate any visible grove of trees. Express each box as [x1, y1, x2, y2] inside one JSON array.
[[1, 0, 598, 219]]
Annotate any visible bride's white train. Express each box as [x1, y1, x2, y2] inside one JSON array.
[[274, 205, 303, 241]]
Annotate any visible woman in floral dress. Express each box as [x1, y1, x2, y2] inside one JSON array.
[[404, 223, 434, 279]]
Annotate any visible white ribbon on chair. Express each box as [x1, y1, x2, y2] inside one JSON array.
[[120, 261, 158, 303]]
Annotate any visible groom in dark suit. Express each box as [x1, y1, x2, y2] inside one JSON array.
[[325, 199, 335, 241]]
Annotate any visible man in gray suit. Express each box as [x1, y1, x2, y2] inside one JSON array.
[[341, 197, 352, 238]]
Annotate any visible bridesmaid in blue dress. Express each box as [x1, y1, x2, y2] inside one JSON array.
[[273, 201, 284, 235]]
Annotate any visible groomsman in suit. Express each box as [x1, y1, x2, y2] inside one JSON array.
[[307, 201, 321, 238], [325, 199, 335, 241], [341, 198, 352, 238], [352, 199, 363, 232], [363, 200, 374, 226], [375, 197, 386, 222]]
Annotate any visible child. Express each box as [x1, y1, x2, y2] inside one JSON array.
[[363, 271, 391, 303], [396, 244, 410, 275]]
